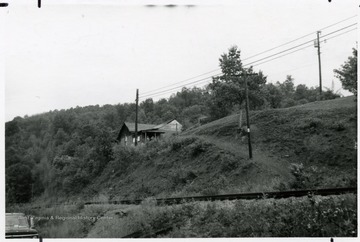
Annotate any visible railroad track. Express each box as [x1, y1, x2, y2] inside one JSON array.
[[85, 187, 357, 206]]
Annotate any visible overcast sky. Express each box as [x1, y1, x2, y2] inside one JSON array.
[[2, 0, 358, 121]]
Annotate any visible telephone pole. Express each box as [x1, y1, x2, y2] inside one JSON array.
[[234, 73, 255, 159], [135, 89, 139, 146], [244, 74, 253, 159], [315, 31, 322, 99]]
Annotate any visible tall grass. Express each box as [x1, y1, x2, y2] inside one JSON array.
[[13, 193, 356, 238], [87, 194, 357, 238], [25, 203, 115, 238]]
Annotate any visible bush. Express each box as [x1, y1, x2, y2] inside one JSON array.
[[307, 118, 322, 129], [170, 137, 197, 151], [331, 121, 346, 131], [111, 144, 140, 173], [220, 153, 238, 172], [289, 163, 309, 189], [187, 140, 211, 157]]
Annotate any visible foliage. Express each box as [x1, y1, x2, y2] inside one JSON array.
[[53, 194, 357, 238], [6, 164, 33, 203], [334, 48, 357, 96], [207, 46, 267, 119], [4, 45, 346, 204], [289, 163, 308, 189]]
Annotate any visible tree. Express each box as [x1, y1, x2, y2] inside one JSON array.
[[334, 48, 357, 96], [278, 75, 295, 98], [6, 164, 33, 203], [141, 98, 154, 115], [208, 46, 267, 119], [262, 83, 282, 108], [294, 84, 309, 101]]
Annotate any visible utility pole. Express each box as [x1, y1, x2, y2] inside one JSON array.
[[234, 73, 255, 159], [315, 31, 322, 99], [135, 89, 139, 146], [244, 74, 253, 159]]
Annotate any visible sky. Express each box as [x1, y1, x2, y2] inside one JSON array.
[[1, 0, 358, 121]]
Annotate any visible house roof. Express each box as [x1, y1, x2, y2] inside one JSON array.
[[153, 118, 180, 129], [124, 122, 157, 132]]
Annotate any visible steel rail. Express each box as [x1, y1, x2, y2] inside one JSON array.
[[84, 187, 357, 206]]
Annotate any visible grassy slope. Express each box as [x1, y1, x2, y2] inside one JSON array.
[[86, 96, 357, 201], [20, 96, 356, 238]]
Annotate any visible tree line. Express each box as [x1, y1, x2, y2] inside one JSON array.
[[5, 46, 356, 204]]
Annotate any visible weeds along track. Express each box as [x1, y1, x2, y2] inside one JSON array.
[[84, 187, 357, 206]]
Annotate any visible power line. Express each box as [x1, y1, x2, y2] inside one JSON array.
[[251, 26, 357, 68], [249, 44, 315, 68], [320, 23, 357, 39], [322, 27, 357, 42], [243, 15, 357, 61], [140, 68, 219, 95], [244, 23, 357, 67], [140, 78, 213, 100], [266, 62, 318, 77], [139, 75, 220, 100], [139, 16, 357, 98], [245, 41, 315, 67], [137, 48, 308, 100], [260, 27, 358, 78], [139, 23, 357, 100]]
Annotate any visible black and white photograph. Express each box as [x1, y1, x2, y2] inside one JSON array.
[[2, 0, 358, 240]]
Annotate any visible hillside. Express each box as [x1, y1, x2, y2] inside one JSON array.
[[6, 96, 357, 238], [79, 96, 357, 202]]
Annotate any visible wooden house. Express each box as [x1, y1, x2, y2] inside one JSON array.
[[116, 119, 182, 145]]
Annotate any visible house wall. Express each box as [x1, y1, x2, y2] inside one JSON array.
[[118, 124, 166, 146], [162, 120, 182, 132], [120, 132, 154, 146]]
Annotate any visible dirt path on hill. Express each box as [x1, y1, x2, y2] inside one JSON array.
[[196, 134, 294, 184]]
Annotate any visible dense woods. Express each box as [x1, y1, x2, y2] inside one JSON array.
[[5, 46, 352, 204]]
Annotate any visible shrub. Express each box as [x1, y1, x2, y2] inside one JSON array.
[[170, 137, 197, 151], [307, 118, 322, 129], [220, 153, 238, 172], [297, 117, 323, 130], [331, 121, 346, 131], [290, 163, 309, 189], [187, 140, 211, 157], [171, 169, 197, 189]]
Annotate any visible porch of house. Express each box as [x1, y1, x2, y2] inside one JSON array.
[[121, 130, 164, 146]]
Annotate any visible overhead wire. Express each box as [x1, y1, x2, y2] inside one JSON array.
[[139, 16, 357, 98], [140, 74, 221, 99], [322, 27, 357, 42], [139, 21, 358, 100], [248, 44, 315, 68], [245, 23, 357, 67], [145, 26, 358, 98], [242, 15, 357, 61], [140, 68, 220, 95], [141, 79, 214, 99], [320, 22, 357, 38], [249, 27, 357, 68]]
